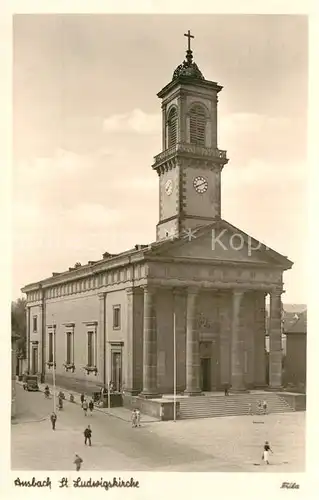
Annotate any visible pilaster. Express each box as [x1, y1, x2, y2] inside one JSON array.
[[98, 292, 106, 385], [141, 285, 160, 398], [125, 287, 143, 395]]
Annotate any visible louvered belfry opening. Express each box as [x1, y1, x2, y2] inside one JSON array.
[[167, 107, 177, 148], [189, 104, 206, 145]]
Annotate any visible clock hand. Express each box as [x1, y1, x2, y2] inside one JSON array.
[[197, 180, 206, 188]]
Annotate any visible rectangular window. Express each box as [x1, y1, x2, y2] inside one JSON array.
[[48, 332, 53, 363], [87, 331, 94, 367], [66, 332, 72, 364], [33, 316, 38, 332], [113, 305, 121, 329]]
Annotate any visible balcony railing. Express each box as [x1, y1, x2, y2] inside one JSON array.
[[153, 143, 228, 164]]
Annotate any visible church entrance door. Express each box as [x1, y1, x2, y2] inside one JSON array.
[[31, 346, 38, 375], [200, 358, 211, 392]]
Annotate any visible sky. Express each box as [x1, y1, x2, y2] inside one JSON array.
[[12, 14, 308, 303]]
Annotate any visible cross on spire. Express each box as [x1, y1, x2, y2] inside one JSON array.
[[184, 30, 194, 51]]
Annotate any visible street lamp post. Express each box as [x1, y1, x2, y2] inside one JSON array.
[[173, 311, 177, 422], [52, 316, 56, 412]]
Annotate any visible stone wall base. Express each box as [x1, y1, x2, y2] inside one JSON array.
[[123, 394, 180, 421], [278, 392, 306, 411]]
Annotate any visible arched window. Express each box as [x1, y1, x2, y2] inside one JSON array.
[[189, 104, 206, 145], [167, 107, 177, 148]]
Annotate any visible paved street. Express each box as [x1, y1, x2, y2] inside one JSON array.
[[11, 385, 305, 472]]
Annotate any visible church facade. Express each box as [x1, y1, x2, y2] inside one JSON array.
[[22, 34, 292, 399]]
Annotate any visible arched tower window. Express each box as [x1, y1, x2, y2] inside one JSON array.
[[167, 107, 177, 148], [189, 104, 206, 145]]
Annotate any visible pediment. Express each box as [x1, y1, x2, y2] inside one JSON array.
[[148, 219, 292, 269]]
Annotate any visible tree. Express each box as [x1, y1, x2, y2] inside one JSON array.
[[11, 298, 27, 357]]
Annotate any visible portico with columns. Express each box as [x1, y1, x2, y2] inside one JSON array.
[[22, 32, 293, 407]]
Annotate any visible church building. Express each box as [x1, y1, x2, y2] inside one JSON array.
[[22, 32, 293, 404]]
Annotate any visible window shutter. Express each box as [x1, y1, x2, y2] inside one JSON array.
[[167, 108, 177, 148], [189, 104, 206, 145]]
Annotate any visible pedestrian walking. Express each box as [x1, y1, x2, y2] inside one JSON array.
[[262, 441, 273, 465], [263, 400, 268, 415], [257, 401, 262, 415], [131, 409, 137, 428], [74, 454, 83, 471], [84, 425, 92, 446], [82, 400, 88, 416], [248, 403, 252, 415], [50, 412, 57, 430], [80, 393, 85, 405], [88, 399, 94, 416], [135, 409, 141, 427]]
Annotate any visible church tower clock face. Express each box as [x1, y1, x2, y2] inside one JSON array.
[[193, 176, 208, 194], [165, 179, 173, 196]]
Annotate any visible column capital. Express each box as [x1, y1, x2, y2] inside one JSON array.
[[187, 286, 199, 296], [141, 284, 157, 294], [173, 287, 186, 296], [270, 287, 284, 297], [98, 292, 106, 300]]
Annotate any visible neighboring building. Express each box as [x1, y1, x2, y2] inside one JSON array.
[[284, 311, 307, 388], [265, 303, 307, 355], [21, 34, 293, 401], [11, 331, 19, 418]]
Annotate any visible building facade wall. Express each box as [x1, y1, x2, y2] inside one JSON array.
[[285, 334, 306, 387]]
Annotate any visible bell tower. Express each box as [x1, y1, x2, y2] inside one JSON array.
[[152, 31, 228, 241]]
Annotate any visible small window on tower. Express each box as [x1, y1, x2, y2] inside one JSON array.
[[189, 104, 206, 146], [167, 107, 177, 148]]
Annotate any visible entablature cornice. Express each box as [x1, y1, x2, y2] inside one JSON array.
[[147, 260, 282, 288], [147, 278, 276, 293], [22, 253, 149, 298], [147, 256, 284, 270]]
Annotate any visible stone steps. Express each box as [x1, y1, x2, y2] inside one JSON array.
[[179, 393, 295, 419]]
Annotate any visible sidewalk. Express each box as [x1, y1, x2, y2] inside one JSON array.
[[35, 381, 159, 423]]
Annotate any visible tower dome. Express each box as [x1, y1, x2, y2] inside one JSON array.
[[172, 30, 205, 81]]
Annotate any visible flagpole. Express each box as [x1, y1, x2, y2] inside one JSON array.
[[52, 315, 56, 412], [173, 311, 177, 422]]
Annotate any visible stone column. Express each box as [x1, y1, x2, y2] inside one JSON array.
[[231, 290, 246, 391], [173, 288, 186, 391], [269, 289, 283, 389], [254, 291, 267, 387], [141, 286, 160, 398], [184, 287, 201, 395], [98, 292, 106, 386], [219, 292, 231, 386]]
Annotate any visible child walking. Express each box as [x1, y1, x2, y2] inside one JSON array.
[[74, 454, 83, 471], [262, 441, 273, 465]]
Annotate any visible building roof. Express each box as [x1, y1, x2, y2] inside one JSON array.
[[21, 218, 293, 294], [285, 310, 307, 334]]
